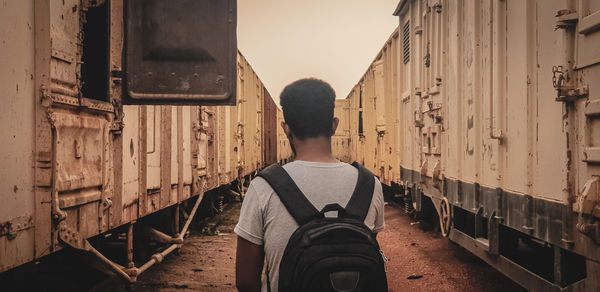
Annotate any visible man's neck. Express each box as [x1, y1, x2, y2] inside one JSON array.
[[291, 136, 338, 163]]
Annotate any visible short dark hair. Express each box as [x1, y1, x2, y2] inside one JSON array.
[[280, 78, 336, 139]]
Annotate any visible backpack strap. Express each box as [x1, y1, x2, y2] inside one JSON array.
[[257, 164, 321, 226], [344, 162, 376, 221]]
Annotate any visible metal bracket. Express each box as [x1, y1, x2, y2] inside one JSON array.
[[489, 211, 500, 255], [577, 221, 600, 244], [52, 191, 67, 224], [0, 216, 34, 240], [58, 223, 91, 251], [110, 99, 124, 134]]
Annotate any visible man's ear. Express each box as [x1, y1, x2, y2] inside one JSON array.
[[331, 117, 339, 135], [281, 122, 291, 136]]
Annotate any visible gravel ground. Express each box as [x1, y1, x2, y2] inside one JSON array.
[[378, 204, 525, 292], [109, 201, 525, 292], [0, 200, 527, 292]]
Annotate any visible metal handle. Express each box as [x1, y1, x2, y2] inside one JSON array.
[[490, 0, 503, 141]]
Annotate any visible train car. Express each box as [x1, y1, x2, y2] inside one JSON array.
[[334, 28, 402, 187], [336, 0, 600, 290], [277, 108, 294, 164], [0, 0, 279, 282], [200, 53, 278, 192], [332, 99, 352, 163]]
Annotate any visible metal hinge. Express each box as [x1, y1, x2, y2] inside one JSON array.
[[555, 9, 578, 29], [110, 99, 124, 134], [552, 66, 589, 102]]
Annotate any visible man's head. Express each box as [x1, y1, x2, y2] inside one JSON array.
[[280, 78, 337, 140]]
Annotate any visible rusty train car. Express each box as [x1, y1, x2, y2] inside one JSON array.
[[0, 0, 284, 282], [334, 0, 600, 290]]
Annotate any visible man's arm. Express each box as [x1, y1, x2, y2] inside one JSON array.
[[236, 236, 265, 292]]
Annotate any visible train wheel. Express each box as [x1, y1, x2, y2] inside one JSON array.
[[439, 197, 452, 237]]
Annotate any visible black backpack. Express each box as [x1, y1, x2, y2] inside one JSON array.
[[257, 162, 389, 292]]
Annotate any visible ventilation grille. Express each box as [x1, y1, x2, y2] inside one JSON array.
[[402, 21, 410, 64]]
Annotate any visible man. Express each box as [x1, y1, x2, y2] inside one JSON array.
[[234, 78, 385, 292]]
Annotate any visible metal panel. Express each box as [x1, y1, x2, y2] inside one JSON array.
[[0, 0, 36, 272], [122, 106, 140, 208], [263, 89, 278, 166], [576, 0, 600, 68], [50, 112, 107, 192], [123, 0, 237, 105], [146, 106, 161, 189], [171, 107, 179, 186], [183, 107, 193, 185]]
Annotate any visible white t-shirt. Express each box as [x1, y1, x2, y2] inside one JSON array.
[[234, 160, 385, 292]]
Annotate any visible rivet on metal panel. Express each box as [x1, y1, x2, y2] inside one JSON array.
[[0, 216, 34, 240]]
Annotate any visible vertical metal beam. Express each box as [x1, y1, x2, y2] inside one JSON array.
[[139, 106, 147, 217], [160, 106, 172, 208], [109, 0, 124, 229], [475, 207, 484, 238], [489, 212, 500, 255], [126, 223, 134, 269], [177, 106, 184, 203], [34, 0, 53, 257]]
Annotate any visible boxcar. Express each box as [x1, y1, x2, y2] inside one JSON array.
[[335, 0, 600, 290], [0, 0, 282, 282]]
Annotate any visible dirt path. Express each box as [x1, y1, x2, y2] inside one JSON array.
[[378, 204, 525, 292], [111, 202, 524, 292], [112, 203, 242, 292]]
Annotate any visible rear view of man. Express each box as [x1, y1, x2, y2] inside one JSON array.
[[235, 78, 386, 292]]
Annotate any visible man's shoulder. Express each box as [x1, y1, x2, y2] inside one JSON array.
[[248, 176, 275, 195]]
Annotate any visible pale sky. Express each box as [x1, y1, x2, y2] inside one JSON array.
[[238, 0, 400, 103]]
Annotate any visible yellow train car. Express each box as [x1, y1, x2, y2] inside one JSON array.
[[277, 108, 294, 164], [0, 0, 280, 282], [336, 0, 600, 290], [334, 28, 401, 187]]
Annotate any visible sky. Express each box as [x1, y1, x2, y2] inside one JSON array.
[[238, 0, 400, 104]]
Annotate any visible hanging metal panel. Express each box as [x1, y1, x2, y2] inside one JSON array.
[[123, 0, 237, 105]]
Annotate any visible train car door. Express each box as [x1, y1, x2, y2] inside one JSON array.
[[562, 0, 600, 266], [34, 0, 117, 256], [419, 0, 445, 202]]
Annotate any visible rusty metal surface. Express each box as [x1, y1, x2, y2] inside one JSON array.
[[123, 0, 237, 105], [263, 89, 278, 166], [1, 0, 276, 275], [0, 0, 37, 272], [332, 0, 600, 287], [277, 109, 294, 164], [50, 112, 107, 192]]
